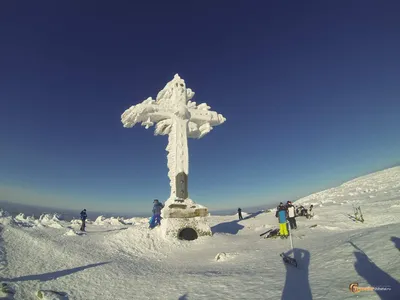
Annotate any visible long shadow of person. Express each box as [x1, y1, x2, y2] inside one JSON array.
[[281, 248, 312, 300], [7, 262, 110, 282], [390, 237, 400, 251], [353, 251, 400, 299], [178, 293, 188, 300], [211, 211, 264, 235]]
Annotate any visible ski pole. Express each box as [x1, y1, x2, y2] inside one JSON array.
[[287, 221, 294, 251]]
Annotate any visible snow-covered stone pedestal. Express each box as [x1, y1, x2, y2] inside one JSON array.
[[160, 198, 212, 240], [159, 216, 212, 240], [162, 198, 208, 218]]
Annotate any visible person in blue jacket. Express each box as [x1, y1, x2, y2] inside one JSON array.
[[275, 203, 288, 238], [80, 209, 87, 231], [150, 199, 164, 228]]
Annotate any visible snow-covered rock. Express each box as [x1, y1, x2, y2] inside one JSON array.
[[0, 209, 10, 218], [94, 216, 125, 225], [159, 216, 212, 239]]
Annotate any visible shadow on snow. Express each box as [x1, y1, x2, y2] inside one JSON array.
[[350, 241, 400, 299], [6, 262, 110, 283], [281, 248, 312, 300], [211, 211, 264, 235], [390, 236, 399, 251]]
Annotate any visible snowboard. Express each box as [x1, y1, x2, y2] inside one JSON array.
[[280, 252, 298, 268]]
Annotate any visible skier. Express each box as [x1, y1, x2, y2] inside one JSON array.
[[286, 201, 297, 229], [275, 203, 288, 238], [80, 209, 87, 231], [301, 206, 308, 217], [150, 199, 164, 228], [238, 208, 243, 220], [307, 204, 314, 219], [294, 206, 299, 215]]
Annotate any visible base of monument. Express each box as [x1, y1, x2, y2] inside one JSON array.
[[162, 198, 209, 218], [159, 217, 212, 240]]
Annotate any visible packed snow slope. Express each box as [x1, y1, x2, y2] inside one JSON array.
[[1, 167, 399, 300]]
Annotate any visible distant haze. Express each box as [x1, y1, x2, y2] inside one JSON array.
[[0, 200, 277, 220]]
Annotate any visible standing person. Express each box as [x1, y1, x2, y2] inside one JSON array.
[[275, 203, 288, 238], [307, 204, 314, 219], [151, 199, 164, 228], [80, 209, 87, 231], [286, 201, 297, 229], [238, 208, 243, 220]]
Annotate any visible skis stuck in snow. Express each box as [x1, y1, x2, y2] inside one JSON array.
[[351, 205, 364, 223], [1, 282, 15, 297]]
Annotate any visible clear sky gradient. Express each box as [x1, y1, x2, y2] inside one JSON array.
[[1, 1, 399, 215]]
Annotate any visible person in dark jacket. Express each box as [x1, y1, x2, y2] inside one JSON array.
[[80, 209, 87, 231], [238, 208, 243, 220], [151, 199, 164, 227], [275, 204, 288, 238], [306, 204, 314, 219]]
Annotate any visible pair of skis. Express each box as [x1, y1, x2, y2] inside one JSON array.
[[352, 205, 364, 223], [280, 222, 298, 268]]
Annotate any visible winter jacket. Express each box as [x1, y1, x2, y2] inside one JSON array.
[[80, 211, 87, 221], [287, 205, 295, 218], [152, 202, 164, 215], [277, 209, 287, 223]]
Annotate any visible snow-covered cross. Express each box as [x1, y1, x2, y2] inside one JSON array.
[[121, 74, 226, 208]]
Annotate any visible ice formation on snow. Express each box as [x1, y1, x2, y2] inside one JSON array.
[[0, 209, 10, 218], [94, 216, 126, 226], [64, 229, 79, 236]]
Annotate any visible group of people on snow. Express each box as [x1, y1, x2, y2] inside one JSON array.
[[296, 204, 314, 219], [275, 201, 297, 238], [274, 202, 315, 237]]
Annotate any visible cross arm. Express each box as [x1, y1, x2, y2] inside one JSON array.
[[187, 104, 226, 139], [121, 98, 173, 129]]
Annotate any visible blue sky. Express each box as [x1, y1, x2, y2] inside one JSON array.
[[0, 1, 399, 215]]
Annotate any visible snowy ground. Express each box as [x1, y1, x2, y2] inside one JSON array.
[[1, 167, 399, 300]]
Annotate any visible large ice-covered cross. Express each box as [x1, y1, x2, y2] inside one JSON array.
[[121, 74, 226, 210]]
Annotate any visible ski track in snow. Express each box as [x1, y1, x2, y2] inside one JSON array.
[[0, 166, 399, 299]]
